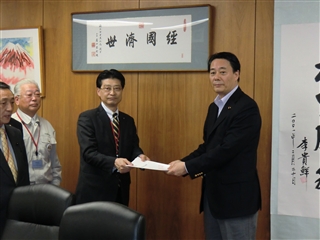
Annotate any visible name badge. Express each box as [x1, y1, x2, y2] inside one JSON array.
[[32, 159, 43, 169]]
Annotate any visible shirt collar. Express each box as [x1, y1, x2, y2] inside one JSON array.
[[16, 108, 39, 125], [214, 85, 238, 105], [101, 102, 118, 120]]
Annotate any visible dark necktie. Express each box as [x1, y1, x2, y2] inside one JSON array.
[[112, 113, 120, 156]]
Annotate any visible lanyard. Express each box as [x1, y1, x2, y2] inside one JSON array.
[[16, 112, 41, 156]]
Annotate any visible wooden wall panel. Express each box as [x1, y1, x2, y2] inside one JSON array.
[[137, 72, 210, 239], [0, 0, 273, 239], [0, 0, 43, 28], [255, 1, 274, 239]]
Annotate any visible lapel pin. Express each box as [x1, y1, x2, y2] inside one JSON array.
[[228, 106, 231, 110]]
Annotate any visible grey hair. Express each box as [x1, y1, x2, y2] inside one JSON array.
[[14, 79, 40, 96]]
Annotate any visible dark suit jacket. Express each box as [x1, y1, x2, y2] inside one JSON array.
[[8, 118, 23, 133], [183, 87, 262, 219], [0, 125, 30, 236], [75, 105, 143, 206]]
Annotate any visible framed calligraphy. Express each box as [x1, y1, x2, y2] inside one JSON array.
[[72, 5, 212, 72], [0, 27, 45, 96]]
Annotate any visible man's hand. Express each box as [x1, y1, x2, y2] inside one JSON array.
[[114, 158, 132, 174], [139, 154, 150, 161], [167, 160, 187, 177]]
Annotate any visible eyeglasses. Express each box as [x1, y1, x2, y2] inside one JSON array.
[[19, 92, 41, 99], [99, 86, 122, 93]]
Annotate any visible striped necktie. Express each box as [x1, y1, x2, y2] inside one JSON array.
[[112, 113, 120, 155], [0, 128, 18, 182]]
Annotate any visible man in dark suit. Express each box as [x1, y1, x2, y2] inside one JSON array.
[[75, 69, 149, 206], [167, 52, 261, 240], [0, 81, 30, 237]]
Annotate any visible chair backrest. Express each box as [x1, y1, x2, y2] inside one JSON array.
[[2, 184, 74, 240], [59, 201, 146, 240]]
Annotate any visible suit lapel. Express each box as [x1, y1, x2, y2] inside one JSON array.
[[207, 88, 244, 138], [117, 112, 127, 154], [206, 103, 219, 138], [97, 105, 115, 147], [0, 148, 13, 181]]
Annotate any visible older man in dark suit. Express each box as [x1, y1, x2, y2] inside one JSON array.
[[75, 69, 149, 206], [167, 52, 262, 240], [0, 81, 30, 237]]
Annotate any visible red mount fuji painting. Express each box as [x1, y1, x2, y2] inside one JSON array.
[[0, 41, 35, 85], [0, 27, 43, 94]]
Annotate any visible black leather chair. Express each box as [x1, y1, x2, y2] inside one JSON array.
[[59, 201, 146, 240], [1, 184, 74, 240]]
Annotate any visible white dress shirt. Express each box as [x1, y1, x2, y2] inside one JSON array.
[[11, 109, 62, 185], [214, 85, 238, 117]]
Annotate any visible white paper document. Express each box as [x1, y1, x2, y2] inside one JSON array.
[[128, 157, 169, 171]]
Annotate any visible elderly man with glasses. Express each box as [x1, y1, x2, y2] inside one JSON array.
[[11, 79, 62, 186]]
